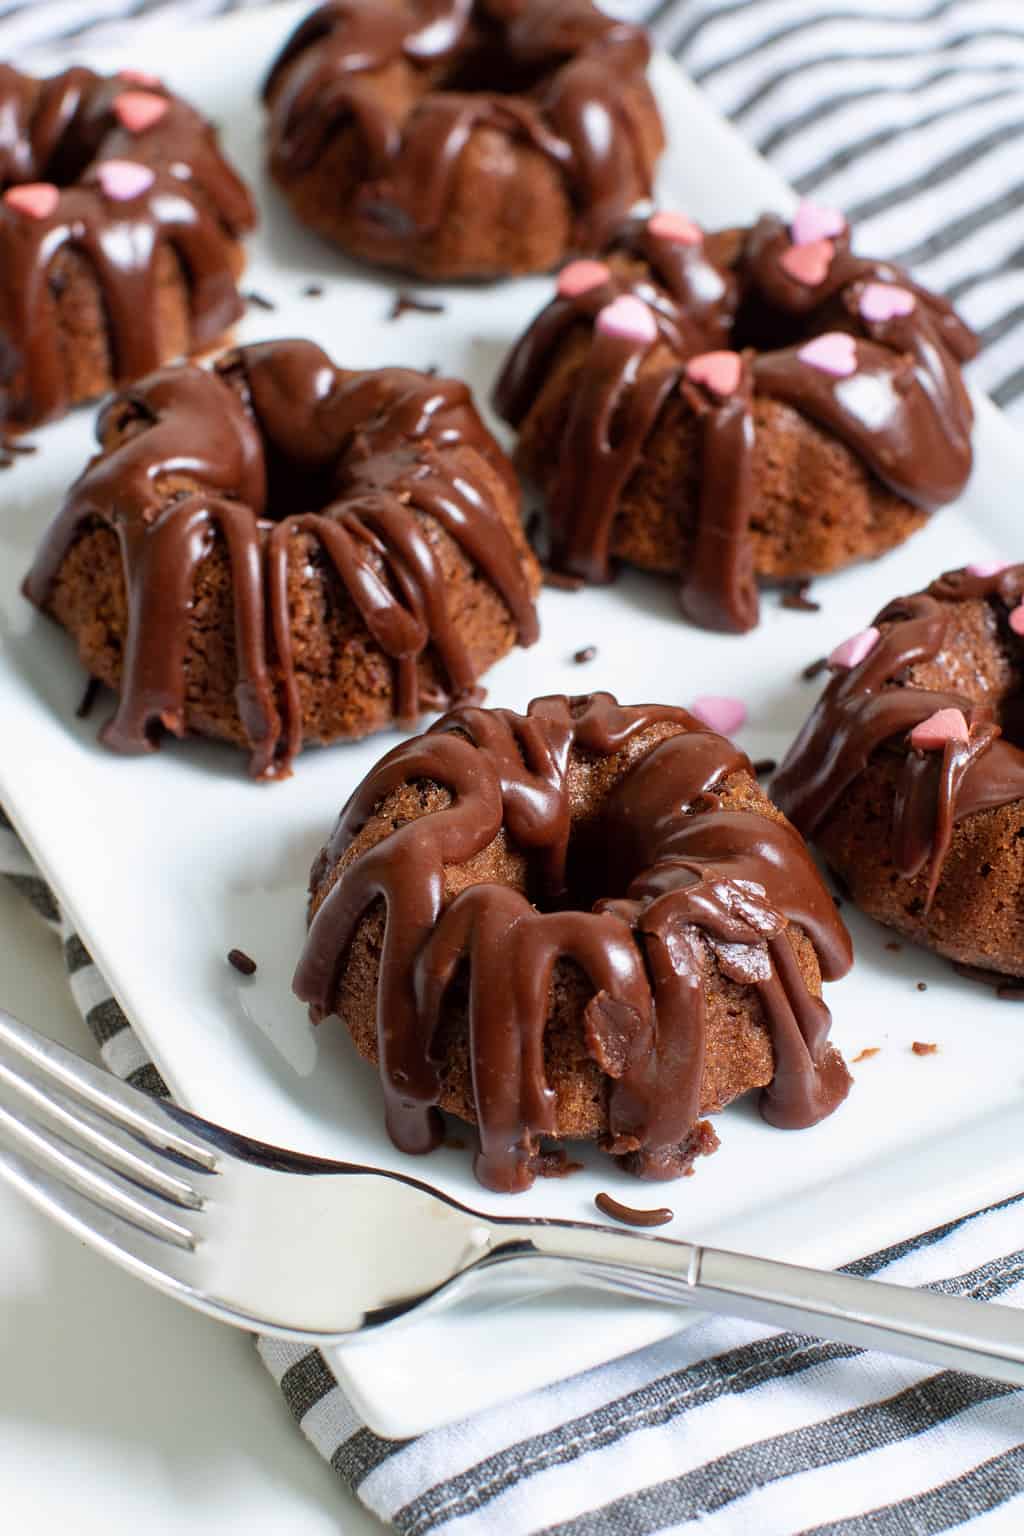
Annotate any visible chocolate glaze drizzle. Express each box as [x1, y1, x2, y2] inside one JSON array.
[[23, 339, 538, 776], [0, 64, 255, 430], [774, 565, 1024, 909], [293, 693, 852, 1193], [263, 0, 658, 262], [494, 213, 978, 634]]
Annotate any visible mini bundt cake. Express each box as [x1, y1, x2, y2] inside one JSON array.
[[294, 692, 853, 1192], [774, 564, 1024, 976], [263, 0, 663, 280], [0, 63, 255, 432], [494, 205, 979, 632], [23, 340, 541, 777]]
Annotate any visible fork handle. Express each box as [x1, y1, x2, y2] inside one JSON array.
[[486, 1224, 1024, 1386]]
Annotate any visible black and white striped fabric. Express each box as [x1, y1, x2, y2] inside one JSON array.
[[4, 806, 1024, 1532], [9, 0, 1024, 416], [5, 0, 1024, 1529]]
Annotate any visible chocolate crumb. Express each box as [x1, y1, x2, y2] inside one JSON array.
[[802, 656, 828, 681], [884, 941, 903, 953], [753, 757, 777, 778], [916, 981, 928, 992], [911, 1040, 938, 1055], [595, 1192, 673, 1228], [852, 1046, 880, 1063], [781, 581, 821, 613], [243, 290, 276, 311], [75, 677, 101, 719], [302, 284, 324, 298], [543, 566, 585, 592], [389, 291, 445, 321], [573, 645, 597, 664], [227, 948, 257, 976], [536, 1149, 583, 1179]]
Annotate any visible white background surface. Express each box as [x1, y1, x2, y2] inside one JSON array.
[[0, 883, 383, 1535]]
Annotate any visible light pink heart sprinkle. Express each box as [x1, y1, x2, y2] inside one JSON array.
[[828, 626, 880, 670], [647, 210, 702, 246], [595, 295, 657, 345], [118, 68, 161, 87], [114, 90, 168, 134], [859, 283, 916, 324], [791, 200, 846, 247], [798, 331, 858, 378], [966, 561, 1010, 578], [3, 182, 59, 220], [690, 695, 747, 736], [780, 238, 834, 288], [557, 259, 610, 298], [910, 708, 969, 751], [96, 159, 155, 201], [685, 350, 742, 399], [1010, 604, 1024, 636]]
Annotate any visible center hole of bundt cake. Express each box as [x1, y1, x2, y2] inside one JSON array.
[[440, 38, 567, 96]]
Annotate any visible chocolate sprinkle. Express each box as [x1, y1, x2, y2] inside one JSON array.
[[781, 581, 821, 613], [388, 292, 445, 322], [228, 948, 257, 976], [243, 290, 276, 311], [573, 645, 597, 663], [303, 283, 324, 297], [802, 657, 829, 681], [75, 677, 101, 719], [916, 981, 928, 992], [595, 1191, 673, 1227]]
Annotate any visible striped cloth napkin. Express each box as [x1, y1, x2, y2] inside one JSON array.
[[4, 0, 1024, 1530]]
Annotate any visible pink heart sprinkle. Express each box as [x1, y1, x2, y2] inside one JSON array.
[[3, 182, 59, 220], [557, 259, 610, 298], [966, 561, 1009, 578], [828, 626, 880, 671], [1010, 604, 1024, 637], [118, 68, 161, 87], [595, 295, 657, 346], [909, 708, 969, 751], [690, 695, 747, 736], [780, 238, 835, 287], [647, 210, 702, 247], [96, 159, 155, 201], [114, 91, 168, 134], [685, 350, 742, 399], [798, 331, 858, 379], [859, 283, 916, 324], [791, 199, 846, 247]]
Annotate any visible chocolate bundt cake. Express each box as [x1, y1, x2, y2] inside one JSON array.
[[0, 64, 255, 432], [494, 205, 979, 632], [294, 692, 853, 1193], [263, 0, 663, 280], [23, 340, 540, 777], [774, 564, 1024, 977]]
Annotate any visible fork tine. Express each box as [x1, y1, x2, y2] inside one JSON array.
[[0, 1052, 204, 1210], [0, 1008, 216, 1170], [0, 1097, 198, 1249]]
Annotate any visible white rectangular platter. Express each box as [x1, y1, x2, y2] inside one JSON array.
[[3, 0, 1024, 1439]]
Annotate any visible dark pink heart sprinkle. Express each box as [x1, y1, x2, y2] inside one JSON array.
[[966, 561, 1009, 578], [114, 91, 168, 133], [828, 626, 880, 670], [780, 238, 834, 286], [798, 331, 858, 378], [690, 695, 747, 736], [1010, 604, 1024, 637], [557, 259, 610, 298], [909, 708, 969, 750], [859, 283, 916, 324], [3, 182, 59, 220], [791, 200, 846, 247], [595, 295, 658, 345], [118, 68, 161, 87], [647, 210, 702, 246], [96, 159, 155, 201], [685, 350, 742, 399]]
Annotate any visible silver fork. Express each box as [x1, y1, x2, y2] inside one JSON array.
[[2, 1006, 1024, 1384]]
